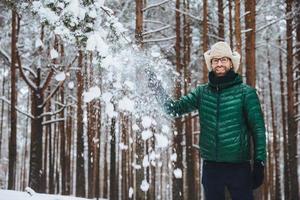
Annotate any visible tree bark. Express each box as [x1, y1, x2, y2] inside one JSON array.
[[8, 8, 18, 190], [218, 0, 224, 40], [286, 0, 299, 198], [202, 0, 209, 83], [76, 50, 85, 197], [235, 0, 242, 75], [244, 0, 256, 87]]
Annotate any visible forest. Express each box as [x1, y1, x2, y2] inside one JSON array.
[[0, 0, 299, 200]]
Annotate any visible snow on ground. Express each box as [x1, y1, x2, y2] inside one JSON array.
[[0, 189, 107, 200]]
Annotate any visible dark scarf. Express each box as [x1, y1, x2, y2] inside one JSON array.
[[208, 69, 241, 90]]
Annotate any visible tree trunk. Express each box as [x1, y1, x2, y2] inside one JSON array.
[[109, 117, 117, 200], [173, 0, 183, 199], [228, 0, 233, 49], [286, 0, 299, 198], [135, 0, 143, 45], [234, 0, 242, 75], [266, 38, 281, 199], [244, 0, 256, 87], [8, 8, 18, 190], [76, 50, 85, 197], [218, 0, 224, 40], [183, 0, 195, 199], [202, 0, 209, 83]]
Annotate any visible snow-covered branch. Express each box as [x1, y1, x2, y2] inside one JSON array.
[[142, 0, 170, 11], [0, 96, 34, 119], [143, 36, 176, 43], [41, 68, 54, 92], [42, 118, 65, 126], [172, 8, 201, 21], [142, 25, 171, 36], [144, 20, 167, 25], [41, 55, 78, 108], [38, 105, 65, 118], [21, 65, 38, 78], [17, 51, 37, 91]]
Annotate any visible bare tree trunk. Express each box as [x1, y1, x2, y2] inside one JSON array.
[[228, 0, 233, 49], [234, 0, 242, 75], [109, 117, 117, 200], [8, 8, 18, 190], [286, 0, 299, 198], [202, 0, 209, 83], [218, 0, 224, 40], [173, 0, 183, 199], [278, 35, 289, 200], [183, 0, 195, 199], [76, 50, 85, 197], [244, 0, 256, 87], [135, 0, 143, 46], [266, 38, 281, 199]]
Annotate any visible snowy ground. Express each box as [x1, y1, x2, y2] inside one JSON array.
[[0, 189, 107, 200]]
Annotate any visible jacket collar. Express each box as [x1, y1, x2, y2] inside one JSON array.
[[208, 69, 242, 90]]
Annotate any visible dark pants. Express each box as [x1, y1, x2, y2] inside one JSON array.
[[202, 160, 253, 200]]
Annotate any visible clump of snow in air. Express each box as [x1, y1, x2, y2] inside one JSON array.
[[171, 153, 177, 162], [128, 187, 134, 198], [173, 168, 183, 179], [68, 81, 75, 89], [155, 134, 169, 148], [141, 116, 153, 129], [142, 155, 150, 167], [119, 142, 128, 150], [132, 124, 140, 131], [55, 72, 66, 81], [50, 48, 59, 59], [141, 130, 153, 141], [118, 96, 135, 112], [140, 180, 150, 192], [83, 86, 101, 103]]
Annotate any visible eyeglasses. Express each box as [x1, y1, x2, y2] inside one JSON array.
[[211, 57, 230, 65]]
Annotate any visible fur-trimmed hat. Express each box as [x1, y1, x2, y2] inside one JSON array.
[[204, 41, 241, 72]]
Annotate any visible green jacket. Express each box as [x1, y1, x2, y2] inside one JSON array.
[[164, 75, 266, 162]]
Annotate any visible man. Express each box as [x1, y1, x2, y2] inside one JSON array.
[[147, 41, 266, 200]]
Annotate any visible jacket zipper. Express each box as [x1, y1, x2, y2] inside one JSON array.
[[216, 85, 220, 160]]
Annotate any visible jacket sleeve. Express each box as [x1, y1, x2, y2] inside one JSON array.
[[244, 88, 266, 162], [156, 86, 201, 117]]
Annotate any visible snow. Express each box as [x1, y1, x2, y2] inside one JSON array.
[[105, 102, 117, 118], [55, 72, 66, 81], [86, 32, 109, 57], [140, 180, 150, 192], [154, 134, 169, 148], [118, 96, 135, 112], [162, 125, 170, 134], [35, 38, 43, 49], [132, 124, 139, 131], [83, 86, 101, 103], [142, 155, 150, 167], [141, 116, 153, 129], [173, 168, 182, 179], [119, 142, 128, 150], [0, 189, 107, 200], [141, 130, 153, 141], [101, 92, 113, 103], [50, 48, 59, 59], [128, 187, 134, 198], [170, 153, 177, 162], [68, 81, 75, 89]]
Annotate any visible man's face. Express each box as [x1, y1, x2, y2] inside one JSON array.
[[211, 57, 233, 77]]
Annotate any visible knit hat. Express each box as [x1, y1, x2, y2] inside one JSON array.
[[204, 42, 241, 72]]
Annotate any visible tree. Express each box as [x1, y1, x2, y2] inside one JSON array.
[[245, 0, 256, 87], [286, 0, 299, 198], [8, 8, 18, 190]]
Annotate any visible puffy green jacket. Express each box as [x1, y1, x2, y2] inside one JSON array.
[[164, 75, 266, 162]]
